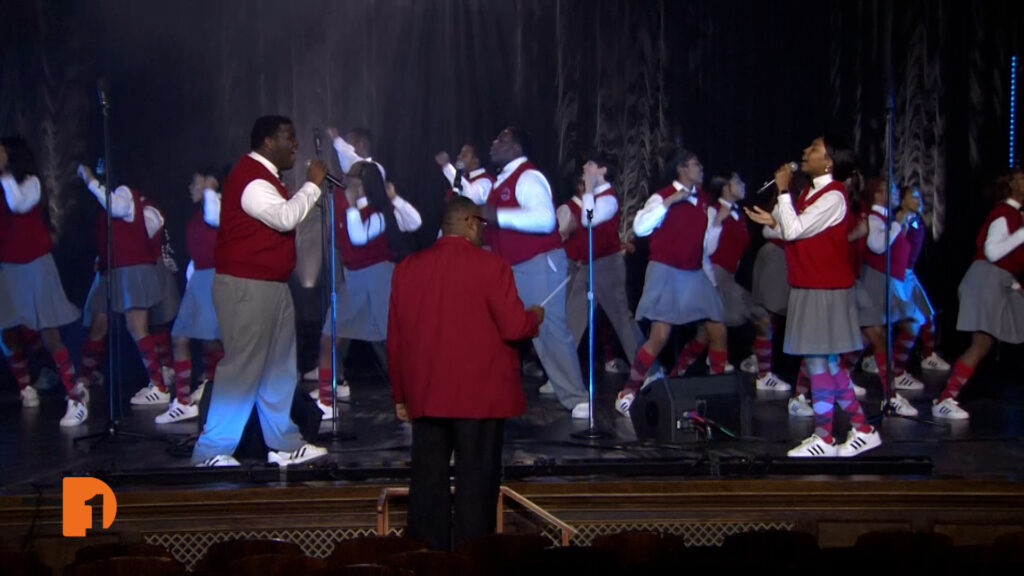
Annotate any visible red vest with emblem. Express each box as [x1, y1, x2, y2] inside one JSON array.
[[215, 154, 296, 282], [974, 201, 1024, 275], [187, 209, 218, 270], [486, 160, 562, 265], [0, 176, 51, 263], [563, 186, 621, 262], [95, 189, 153, 269], [648, 185, 708, 271], [784, 182, 855, 289], [333, 192, 393, 271], [863, 209, 910, 281], [709, 204, 749, 274]]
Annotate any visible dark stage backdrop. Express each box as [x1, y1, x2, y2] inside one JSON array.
[[1, 0, 1021, 351]]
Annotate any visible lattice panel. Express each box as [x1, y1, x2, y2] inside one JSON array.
[[541, 521, 795, 547], [143, 526, 400, 570]]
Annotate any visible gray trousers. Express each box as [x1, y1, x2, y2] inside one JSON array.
[[566, 253, 644, 361], [512, 249, 588, 409], [191, 274, 305, 463]]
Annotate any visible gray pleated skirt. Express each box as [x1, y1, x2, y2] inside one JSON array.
[[83, 264, 162, 323], [172, 268, 219, 340], [904, 269, 935, 318], [713, 264, 762, 327], [636, 261, 724, 325], [323, 261, 394, 341], [0, 267, 13, 328], [855, 265, 925, 327], [148, 261, 181, 326], [0, 254, 80, 330], [785, 287, 863, 355], [956, 260, 1024, 344], [752, 242, 790, 316]]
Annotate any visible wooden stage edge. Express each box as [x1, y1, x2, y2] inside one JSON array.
[[3, 477, 1024, 568]]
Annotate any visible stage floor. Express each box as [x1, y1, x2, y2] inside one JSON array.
[[2, 352, 1023, 494]]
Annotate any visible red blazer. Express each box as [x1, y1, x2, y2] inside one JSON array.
[[387, 235, 540, 419]]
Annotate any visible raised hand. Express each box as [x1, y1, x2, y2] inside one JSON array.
[[744, 205, 777, 228], [307, 158, 327, 186], [435, 151, 450, 167], [773, 163, 795, 194], [77, 164, 96, 183], [326, 127, 340, 141]]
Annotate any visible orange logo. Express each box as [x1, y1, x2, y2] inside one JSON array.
[[62, 477, 118, 537]]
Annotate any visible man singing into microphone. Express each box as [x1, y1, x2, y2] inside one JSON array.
[[192, 115, 329, 467]]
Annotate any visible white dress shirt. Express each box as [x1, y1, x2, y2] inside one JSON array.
[[866, 205, 902, 254], [87, 180, 135, 221], [632, 180, 695, 238], [345, 195, 423, 246], [984, 198, 1024, 262], [1, 174, 41, 213], [333, 136, 386, 180], [770, 174, 847, 241], [442, 164, 493, 206], [705, 198, 741, 257], [577, 182, 619, 228], [491, 157, 556, 233], [240, 152, 321, 233], [203, 188, 221, 227], [142, 204, 163, 239]]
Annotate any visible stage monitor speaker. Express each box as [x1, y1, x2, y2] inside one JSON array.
[[629, 373, 750, 443]]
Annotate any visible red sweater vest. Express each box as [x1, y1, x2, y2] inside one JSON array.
[[709, 206, 749, 274], [334, 193, 393, 271], [563, 187, 621, 262], [974, 201, 1024, 275], [648, 185, 708, 271], [141, 199, 164, 264], [863, 210, 910, 281], [187, 209, 218, 270], [0, 182, 51, 263], [904, 214, 926, 270], [95, 190, 153, 269], [784, 182, 855, 289], [216, 155, 296, 282], [846, 209, 867, 278], [487, 161, 562, 265]]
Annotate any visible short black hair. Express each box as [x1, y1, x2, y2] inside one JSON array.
[[663, 147, 697, 183], [0, 135, 36, 182], [442, 195, 479, 232], [709, 174, 732, 201], [505, 126, 533, 157], [584, 150, 617, 183], [347, 127, 374, 151], [250, 115, 292, 151], [821, 132, 855, 182]]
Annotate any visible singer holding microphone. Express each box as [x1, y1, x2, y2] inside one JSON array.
[[745, 135, 881, 457], [192, 115, 328, 467]]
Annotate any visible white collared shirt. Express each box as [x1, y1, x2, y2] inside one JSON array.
[[866, 203, 903, 254], [203, 188, 221, 227], [332, 136, 386, 180], [770, 174, 847, 241], [705, 198, 740, 257], [442, 164, 493, 205], [983, 197, 1024, 262], [1, 174, 41, 214], [239, 151, 322, 233], [632, 180, 697, 238], [87, 179, 136, 221], [344, 194, 423, 246], [490, 156, 556, 234]]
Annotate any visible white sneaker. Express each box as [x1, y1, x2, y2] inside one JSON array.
[[787, 394, 814, 417], [267, 443, 328, 467], [196, 454, 240, 467], [787, 435, 837, 457], [20, 385, 40, 408], [755, 372, 792, 391], [604, 358, 629, 374], [894, 372, 925, 391], [303, 367, 319, 381], [161, 366, 175, 388], [921, 353, 951, 371], [884, 393, 919, 417], [706, 356, 735, 373], [316, 399, 334, 420], [69, 380, 90, 404], [836, 428, 882, 457], [190, 380, 207, 404], [932, 397, 969, 420], [130, 383, 171, 405], [739, 354, 758, 374], [570, 402, 590, 419], [615, 390, 635, 417], [59, 399, 89, 427], [641, 368, 665, 390], [155, 399, 199, 424], [853, 383, 867, 398], [538, 381, 555, 395], [861, 356, 878, 374]]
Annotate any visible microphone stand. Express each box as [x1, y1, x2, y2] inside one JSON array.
[[572, 200, 610, 441]]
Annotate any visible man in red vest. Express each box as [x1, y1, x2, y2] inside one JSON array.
[[477, 127, 590, 418], [388, 195, 544, 550], [192, 115, 329, 467]]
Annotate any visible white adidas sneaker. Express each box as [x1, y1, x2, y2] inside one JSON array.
[[196, 454, 240, 467], [59, 399, 89, 427], [267, 444, 328, 467], [755, 372, 792, 391], [20, 385, 40, 408], [931, 397, 969, 420], [130, 383, 170, 405], [884, 393, 919, 417], [615, 390, 635, 417], [787, 435, 837, 457], [787, 394, 814, 417], [836, 428, 882, 457], [921, 353, 951, 371], [894, 372, 925, 391], [155, 399, 199, 424]]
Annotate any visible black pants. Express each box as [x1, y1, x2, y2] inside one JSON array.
[[407, 417, 505, 551]]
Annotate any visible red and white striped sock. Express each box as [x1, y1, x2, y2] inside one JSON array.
[[810, 372, 836, 444], [318, 367, 334, 404], [173, 359, 192, 405], [707, 347, 728, 375], [873, 350, 890, 387], [795, 360, 811, 396], [624, 347, 656, 394], [51, 346, 78, 395], [669, 338, 707, 377], [134, 335, 166, 391], [4, 349, 31, 391], [920, 319, 936, 358], [753, 333, 772, 377], [151, 327, 173, 368], [893, 327, 916, 375], [80, 337, 105, 380], [202, 348, 224, 381], [833, 368, 872, 433], [939, 359, 975, 402]]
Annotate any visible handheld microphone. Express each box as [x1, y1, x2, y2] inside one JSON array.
[[97, 78, 110, 110], [581, 191, 596, 219], [755, 162, 799, 194], [314, 128, 323, 159], [306, 158, 345, 188], [452, 160, 465, 193]]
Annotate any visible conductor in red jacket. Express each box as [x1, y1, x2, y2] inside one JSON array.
[[388, 195, 545, 551]]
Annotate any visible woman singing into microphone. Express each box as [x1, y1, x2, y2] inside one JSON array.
[[745, 135, 881, 458]]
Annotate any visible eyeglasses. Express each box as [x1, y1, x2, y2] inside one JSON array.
[[468, 215, 488, 226]]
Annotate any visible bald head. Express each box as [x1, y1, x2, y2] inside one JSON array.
[[442, 196, 485, 245]]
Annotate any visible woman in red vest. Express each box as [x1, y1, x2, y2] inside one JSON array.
[[746, 135, 881, 457], [0, 136, 86, 426], [155, 172, 224, 424], [313, 160, 422, 418], [933, 169, 1024, 420]]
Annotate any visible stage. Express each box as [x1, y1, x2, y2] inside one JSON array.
[[2, 354, 1024, 570]]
